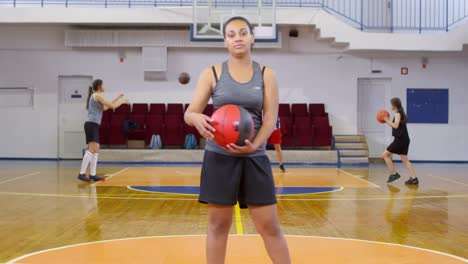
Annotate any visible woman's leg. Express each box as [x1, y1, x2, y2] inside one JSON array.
[[274, 144, 284, 165], [384, 150, 402, 183], [89, 143, 100, 177], [274, 144, 285, 172], [383, 150, 396, 174], [249, 204, 291, 264], [206, 204, 234, 264], [79, 143, 95, 179], [400, 155, 417, 178]]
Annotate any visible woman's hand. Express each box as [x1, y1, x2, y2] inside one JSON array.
[[383, 116, 390, 122], [225, 140, 258, 154], [188, 113, 216, 139]]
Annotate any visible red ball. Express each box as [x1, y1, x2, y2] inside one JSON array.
[[376, 109, 390, 124], [178, 72, 190, 85], [211, 104, 254, 147]]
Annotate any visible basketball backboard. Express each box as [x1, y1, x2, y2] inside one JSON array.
[[191, 0, 278, 42]]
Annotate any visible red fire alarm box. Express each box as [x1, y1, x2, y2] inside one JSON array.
[[401, 67, 408, 75]]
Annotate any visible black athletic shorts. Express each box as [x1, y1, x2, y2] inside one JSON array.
[[199, 150, 277, 208], [84, 121, 100, 144], [387, 137, 410, 155]]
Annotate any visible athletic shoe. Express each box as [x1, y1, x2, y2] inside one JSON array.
[[279, 164, 286, 172], [90, 175, 105, 182], [405, 177, 419, 185], [387, 173, 401, 183], [78, 174, 91, 183]]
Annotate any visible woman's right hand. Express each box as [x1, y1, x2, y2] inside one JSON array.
[[189, 113, 216, 139]]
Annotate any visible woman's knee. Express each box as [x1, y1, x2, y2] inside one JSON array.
[[400, 155, 407, 161], [401, 156, 411, 165], [88, 143, 100, 154], [208, 217, 232, 235], [256, 220, 282, 237]]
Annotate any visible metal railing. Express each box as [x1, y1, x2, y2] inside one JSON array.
[[318, 0, 468, 32], [0, 0, 467, 32]]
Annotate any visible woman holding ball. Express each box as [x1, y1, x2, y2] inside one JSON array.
[[184, 16, 290, 264], [383, 98, 418, 185]]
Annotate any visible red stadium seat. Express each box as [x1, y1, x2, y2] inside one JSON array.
[[113, 104, 130, 116], [280, 116, 294, 147], [109, 114, 127, 145], [163, 114, 185, 147], [293, 116, 314, 147], [145, 114, 165, 145], [127, 114, 146, 141], [132, 103, 149, 115], [99, 110, 112, 145], [309, 103, 326, 117], [203, 104, 214, 117], [291, 103, 308, 117], [150, 104, 165, 116], [312, 116, 332, 147], [167, 104, 184, 115], [279, 104, 291, 117]]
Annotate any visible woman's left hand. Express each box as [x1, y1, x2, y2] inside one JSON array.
[[225, 140, 257, 154], [383, 116, 390, 122]]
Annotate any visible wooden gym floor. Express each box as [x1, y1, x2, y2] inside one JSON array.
[[0, 161, 467, 263]]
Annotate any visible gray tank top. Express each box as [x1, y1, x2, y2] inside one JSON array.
[[87, 93, 104, 125], [205, 61, 266, 157]]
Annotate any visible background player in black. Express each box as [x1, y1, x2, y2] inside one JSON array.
[[383, 98, 419, 185]]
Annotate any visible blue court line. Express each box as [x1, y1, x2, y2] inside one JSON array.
[[129, 186, 343, 195], [0, 158, 60, 161], [339, 163, 369, 167], [334, 148, 367, 150], [393, 160, 468, 164], [99, 161, 339, 166]]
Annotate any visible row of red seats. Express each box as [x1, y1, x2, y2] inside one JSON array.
[[279, 103, 328, 117], [278, 103, 332, 147], [99, 103, 213, 146], [108, 103, 327, 117], [99, 103, 332, 148], [112, 103, 187, 116]]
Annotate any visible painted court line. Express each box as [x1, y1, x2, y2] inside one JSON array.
[[339, 169, 381, 188], [275, 186, 344, 196], [0, 171, 40, 185], [90, 167, 129, 186], [127, 186, 345, 196], [277, 195, 468, 201], [0, 191, 466, 201], [6, 234, 468, 264], [427, 174, 468, 188], [234, 203, 244, 235], [125, 185, 186, 195]]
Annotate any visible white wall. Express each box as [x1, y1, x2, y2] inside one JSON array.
[[357, 56, 468, 161], [1, 7, 468, 50], [0, 25, 467, 160]]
